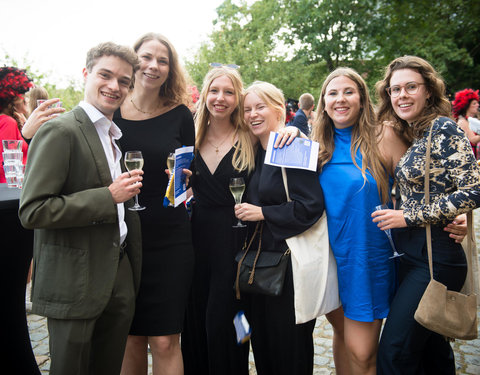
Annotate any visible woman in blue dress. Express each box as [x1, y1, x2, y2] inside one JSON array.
[[310, 67, 408, 374]]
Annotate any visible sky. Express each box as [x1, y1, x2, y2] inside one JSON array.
[[0, 0, 225, 87]]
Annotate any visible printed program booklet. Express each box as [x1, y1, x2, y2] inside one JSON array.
[[264, 131, 319, 171], [173, 146, 194, 207]]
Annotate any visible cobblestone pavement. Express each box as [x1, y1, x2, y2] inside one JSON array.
[[28, 211, 480, 374]]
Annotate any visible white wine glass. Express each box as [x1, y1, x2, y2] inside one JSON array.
[[166, 153, 175, 207], [124, 151, 146, 211], [374, 204, 404, 259], [230, 177, 246, 228]]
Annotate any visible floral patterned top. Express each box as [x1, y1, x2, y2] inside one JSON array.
[[396, 116, 480, 226]]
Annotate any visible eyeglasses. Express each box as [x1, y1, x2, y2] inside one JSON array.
[[386, 82, 425, 97], [209, 62, 240, 70]]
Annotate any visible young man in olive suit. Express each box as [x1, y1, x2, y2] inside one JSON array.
[[19, 42, 143, 375]]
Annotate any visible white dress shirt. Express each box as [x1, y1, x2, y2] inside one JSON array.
[[79, 101, 127, 244]]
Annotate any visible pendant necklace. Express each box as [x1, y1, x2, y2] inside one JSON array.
[[206, 130, 234, 155], [131, 97, 161, 115]]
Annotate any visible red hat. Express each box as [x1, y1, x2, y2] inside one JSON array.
[[0, 67, 33, 102], [452, 88, 479, 119]]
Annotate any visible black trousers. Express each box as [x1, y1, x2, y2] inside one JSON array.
[[182, 215, 249, 375], [377, 226, 467, 375], [245, 260, 316, 375]]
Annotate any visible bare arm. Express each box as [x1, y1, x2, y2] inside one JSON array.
[[458, 117, 480, 144], [377, 122, 409, 176], [21, 98, 65, 140]]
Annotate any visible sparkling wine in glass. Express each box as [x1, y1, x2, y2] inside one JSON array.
[[166, 153, 175, 207], [230, 177, 246, 228], [124, 151, 145, 211], [375, 204, 404, 259]]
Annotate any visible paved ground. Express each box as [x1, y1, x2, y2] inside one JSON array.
[[28, 211, 480, 374]]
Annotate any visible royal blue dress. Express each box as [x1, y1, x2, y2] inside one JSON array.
[[319, 125, 395, 322]]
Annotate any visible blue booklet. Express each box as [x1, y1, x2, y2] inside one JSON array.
[[173, 146, 194, 207], [264, 131, 319, 171]]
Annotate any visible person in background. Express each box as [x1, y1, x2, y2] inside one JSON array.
[[181, 65, 255, 375], [0, 67, 32, 182], [19, 41, 143, 375], [452, 88, 480, 158], [236, 81, 325, 375], [114, 32, 195, 375], [373, 55, 480, 374], [285, 101, 296, 124], [289, 93, 314, 137], [26, 86, 49, 116]]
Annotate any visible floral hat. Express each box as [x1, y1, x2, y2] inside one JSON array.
[[452, 88, 479, 119], [0, 66, 34, 103]]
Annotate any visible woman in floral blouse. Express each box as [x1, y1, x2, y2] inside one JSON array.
[[372, 55, 480, 374]]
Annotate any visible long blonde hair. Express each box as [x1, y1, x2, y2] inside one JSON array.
[[133, 33, 189, 107], [311, 67, 390, 203], [195, 67, 255, 173], [375, 56, 451, 143]]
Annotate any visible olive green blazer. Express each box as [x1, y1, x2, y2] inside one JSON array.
[[19, 106, 142, 319]]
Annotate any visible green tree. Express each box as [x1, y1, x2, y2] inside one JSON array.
[[372, 0, 480, 94], [185, 0, 320, 100], [1, 53, 83, 110]]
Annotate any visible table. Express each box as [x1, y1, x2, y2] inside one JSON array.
[[0, 184, 40, 374]]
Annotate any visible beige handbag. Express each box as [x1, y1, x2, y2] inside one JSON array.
[[281, 168, 341, 324], [414, 125, 478, 340]]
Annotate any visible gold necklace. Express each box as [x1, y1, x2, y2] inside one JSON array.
[[130, 97, 160, 115], [206, 130, 234, 155]]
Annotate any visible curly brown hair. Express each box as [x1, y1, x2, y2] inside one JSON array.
[[375, 56, 452, 142]]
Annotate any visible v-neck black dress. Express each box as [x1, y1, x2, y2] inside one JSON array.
[[114, 105, 195, 335], [182, 147, 250, 375]]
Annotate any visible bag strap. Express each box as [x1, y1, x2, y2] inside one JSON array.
[[281, 167, 292, 202], [425, 125, 434, 280], [235, 221, 263, 299], [465, 211, 475, 292], [247, 222, 263, 284], [424, 124, 475, 292]]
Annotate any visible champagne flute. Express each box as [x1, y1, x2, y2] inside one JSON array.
[[166, 153, 175, 207], [374, 204, 404, 258], [124, 151, 146, 211], [230, 177, 246, 228]]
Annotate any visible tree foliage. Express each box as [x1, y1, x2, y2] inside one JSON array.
[[185, 0, 322, 101], [1, 54, 83, 111], [185, 0, 480, 102]]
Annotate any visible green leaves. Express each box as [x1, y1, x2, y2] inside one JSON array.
[[186, 0, 480, 101]]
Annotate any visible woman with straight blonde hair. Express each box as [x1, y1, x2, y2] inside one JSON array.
[[181, 65, 255, 375]]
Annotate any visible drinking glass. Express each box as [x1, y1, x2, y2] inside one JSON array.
[[165, 153, 175, 207], [374, 204, 404, 258], [3, 163, 17, 188], [230, 177, 246, 228], [15, 164, 25, 189], [2, 139, 23, 152], [124, 151, 145, 211]]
